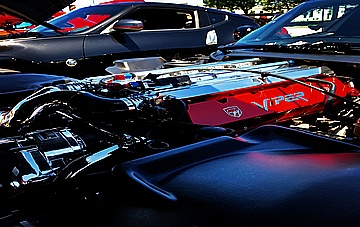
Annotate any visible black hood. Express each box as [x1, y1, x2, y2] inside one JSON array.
[[0, 0, 75, 26]]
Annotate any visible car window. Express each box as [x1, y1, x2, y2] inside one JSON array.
[[283, 3, 359, 37], [31, 5, 127, 34], [236, 1, 360, 47], [61, 14, 111, 32], [123, 8, 196, 30], [328, 5, 360, 36], [207, 12, 226, 24]]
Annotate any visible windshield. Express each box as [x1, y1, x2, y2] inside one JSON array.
[[235, 0, 360, 46], [30, 4, 127, 35]]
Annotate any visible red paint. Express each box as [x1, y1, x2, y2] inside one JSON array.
[[186, 76, 358, 127]]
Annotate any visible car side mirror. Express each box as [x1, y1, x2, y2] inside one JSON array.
[[113, 19, 143, 32], [233, 25, 258, 41]]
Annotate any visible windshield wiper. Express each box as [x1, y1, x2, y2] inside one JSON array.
[[266, 41, 360, 55], [220, 41, 360, 55], [36, 20, 66, 35]]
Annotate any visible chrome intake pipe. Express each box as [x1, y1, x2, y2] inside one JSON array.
[[0, 83, 148, 128]]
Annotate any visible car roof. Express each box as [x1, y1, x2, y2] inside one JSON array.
[[105, 1, 253, 19], [304, 0, 360, 5]]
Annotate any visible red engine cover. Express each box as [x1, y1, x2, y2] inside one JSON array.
[[186, 76, 356, 128]]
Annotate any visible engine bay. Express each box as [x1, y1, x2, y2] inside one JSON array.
[[0, 57, 360, 226]]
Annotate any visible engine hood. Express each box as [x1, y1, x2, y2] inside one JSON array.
[[0, 0, 75, 26]]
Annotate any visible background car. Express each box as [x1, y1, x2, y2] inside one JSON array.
[[0, 1, 259, 79], [211, 0, 360, 85]]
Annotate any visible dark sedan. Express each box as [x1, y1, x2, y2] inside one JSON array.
[[0, 1, 259, 78]]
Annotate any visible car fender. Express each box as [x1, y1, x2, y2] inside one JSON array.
[[0, 35, 85, 63]]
